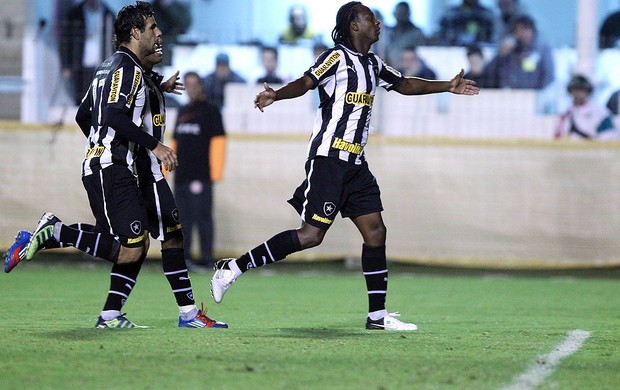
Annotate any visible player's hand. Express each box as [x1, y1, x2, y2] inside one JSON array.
[[161, 71, 184, 95], [449, 69, 479, 95], [254, 82, 276, 112], [152, 142, 178, 172]]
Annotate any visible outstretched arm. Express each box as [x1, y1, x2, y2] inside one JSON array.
[[394, 69, 479, 96], [254, 75, 314, 112], [160, 71, 184, 95]]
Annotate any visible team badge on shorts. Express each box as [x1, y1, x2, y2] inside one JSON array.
[[172, 208, 179, 222], [323, 202, 336, 216], [130, 220, 142, 235]]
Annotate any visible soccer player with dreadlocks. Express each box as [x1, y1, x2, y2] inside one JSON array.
[[211, 1, 479, 330]]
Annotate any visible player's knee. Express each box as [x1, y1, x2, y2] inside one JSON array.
[[366, 224, 387, 246], [297, 228, 325, 249], [162, 235, 183, 250], [116, 243, 148, 264]]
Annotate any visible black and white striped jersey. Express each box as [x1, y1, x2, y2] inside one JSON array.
[[139, 70, 166, 182], [79, 46, 152, 177], [304, 44, 404, 165]]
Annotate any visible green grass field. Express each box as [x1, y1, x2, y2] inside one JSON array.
[[1, 256, 619, 389]]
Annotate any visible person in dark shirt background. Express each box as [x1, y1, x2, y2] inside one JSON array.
[[174, 71, 227, 270]]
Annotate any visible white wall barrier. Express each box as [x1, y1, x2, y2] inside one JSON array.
[[2, 122, 620, 269]]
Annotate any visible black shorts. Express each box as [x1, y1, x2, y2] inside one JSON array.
[[288, 157, 383, 230], [139, 177, 183, 242], [82, 164, 147, 248]]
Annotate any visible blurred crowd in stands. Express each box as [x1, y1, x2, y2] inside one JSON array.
[[54, 0, 620, 138]]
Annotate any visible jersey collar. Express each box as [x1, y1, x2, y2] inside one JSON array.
[[117, 46, 143, 69]]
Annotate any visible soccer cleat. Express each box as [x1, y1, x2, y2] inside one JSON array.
[[210, 258, 238, 303], [178, 303, 228, 328], [366, 312, 418, 331], [25, 212, 60, 260], [95, 313, 147, 329], [4, 230, 32, 273]]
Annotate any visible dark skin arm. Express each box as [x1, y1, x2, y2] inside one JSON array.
[[254, 69, 479, 111], [254, 76, 314, 112], [394, 69, 479, 96]]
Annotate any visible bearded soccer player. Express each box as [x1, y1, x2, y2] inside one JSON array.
[[4, 1, 226, 329]]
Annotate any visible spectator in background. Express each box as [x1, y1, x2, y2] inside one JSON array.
[[257, 46, 284, 85], [434, 0, 495, 46], [555, 75, 618, 140], [174, 72, 227, 269], [599, 8, 620, 49], [279, 5, 318, 45], [370, 8, 389, 59], [463, 45, 488, 87], [150, 0, 192, 66], [385, 2, 427, 65], [483, 15, 554, 89], [59, 0, 115, 105], [202, 53, 246, 110], [606, 89, 620, 115], [398, 46, 436, 79], [494, 0, 527, 42]]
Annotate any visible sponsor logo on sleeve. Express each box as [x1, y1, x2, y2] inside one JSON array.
[[312, 51, 341, 78], [107, 68, 123, 103], [126, 67, 142, 108]]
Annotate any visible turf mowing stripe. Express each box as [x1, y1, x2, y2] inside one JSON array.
[[501, 329, 591, 390]]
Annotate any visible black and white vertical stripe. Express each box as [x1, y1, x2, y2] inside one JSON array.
[[80, 48, 147, 177], [304, 44, 403, 165]]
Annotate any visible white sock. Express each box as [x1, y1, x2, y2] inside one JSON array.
[[228, 260, 242, 277], [179, 305, 198, 320], [368, 309, 388, 321], [100, 310, 121, 321], [54, 222, 62, 241]]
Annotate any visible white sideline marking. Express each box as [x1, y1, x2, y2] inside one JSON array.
[[501, 329, 591, 390]]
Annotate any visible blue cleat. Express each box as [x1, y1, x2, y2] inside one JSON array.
[[4, 230, 32, 273], [178, 303, 228, 328]]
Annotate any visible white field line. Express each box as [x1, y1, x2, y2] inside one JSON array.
[[501, 329, 591, 390]]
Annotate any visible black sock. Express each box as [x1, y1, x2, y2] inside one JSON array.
[[361, 244, 388, 314], [102, 254, 145, 312], [162, 248, 195, 307], [235, 230, 301, 273], [58, 223, 120, 262]]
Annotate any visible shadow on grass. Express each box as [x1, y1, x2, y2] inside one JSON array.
[[38, 327, 156, 341], [267, 327, 376, 339]]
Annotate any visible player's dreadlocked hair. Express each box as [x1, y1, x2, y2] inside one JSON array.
[[331, 1, 362, 50], [114, 1, 154, 45]]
